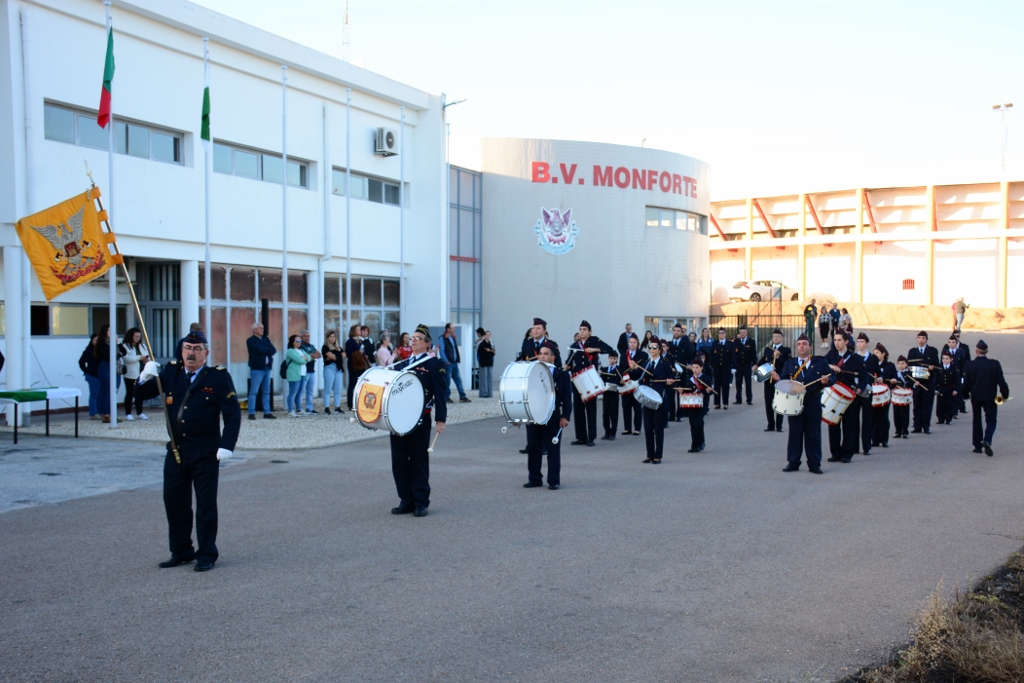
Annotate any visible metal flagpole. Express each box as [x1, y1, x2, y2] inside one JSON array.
[[203, 37, 212, 365], [399, 106, 405, 331], [345, 89, 351, 341], [105, 0, 117, 428], [281, 66, 289, 363]]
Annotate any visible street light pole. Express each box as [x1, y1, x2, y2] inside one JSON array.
[[992, 103, 1013, 175]]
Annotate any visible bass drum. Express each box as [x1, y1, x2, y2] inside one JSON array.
[[353, 367, 426, 436], [636, 385, 663, 410], [499, 361, 555, 425]]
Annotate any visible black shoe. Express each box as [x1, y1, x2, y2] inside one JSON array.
[[447, 399, 455, 404], [634, 432, 642, 436], [194, 560, 215, 572], [699, 443, 705, 451], [973, 447, 983, 453], [622, 431, 633, 435], [642, 458, 652, 463], [734, 401, 742, 405], [687, 448, 699, 453], [863, 450, 871, 456], [911, 429, 921, 434], [607, 436, 615, 441], [523, 481, 543, 488], [827, 457, 840, 462], [984, 442, 993, 457], [306, 409, 320, 415], [840, 458, 852, 463], [519, 448, 529, 454], [881, 443, 889, 448], [586, 441, 595, 447], [460, 397, 471, 403], [777, 430, 784, 434], [764, 427, 775, 432], [413, 507, 428, 517], [548, 484, 560, 490], [676, 418, 683, 422], [248, 414, 256, 421], [714, 405, 721, 410], [747, 401, 753, 405], [391, 504, 415, 514], [600, 435, 611, 440], [571, 440, 587, 446], [324, 407, 331, 415], [924, 429, 931, 434], [263, 413, 277, 419], [783, 464, 799, 472], [809, 468, 824, 474], [651, 459, 662, 464], [158, 555, 195, 568], [723, 405, 728, 410]]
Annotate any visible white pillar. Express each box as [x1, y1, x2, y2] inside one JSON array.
[[3, 246, 24, 425], [308, 267, 321, 394], [180, 260, 200, 337]]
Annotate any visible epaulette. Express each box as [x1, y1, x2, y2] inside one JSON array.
[[169, 360, 179, 365], [214, 365, 227, 371]]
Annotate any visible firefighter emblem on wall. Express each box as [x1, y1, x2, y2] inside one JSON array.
[[533, 208, 578, 255]]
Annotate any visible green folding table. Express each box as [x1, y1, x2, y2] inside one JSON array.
[[0, 387, 82, 444]]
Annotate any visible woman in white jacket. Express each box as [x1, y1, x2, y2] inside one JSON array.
[[119, 327, 150, 421]]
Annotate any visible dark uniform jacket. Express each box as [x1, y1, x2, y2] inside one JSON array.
[[519, 336, 562, 366], [941, 343, 970, 375], [780, 355, 833, 397], [709, 339, 734, 370], [858, 353, 880, 394], [666, 337, 694, 367], [758, 344, 792, 375], [934, 364, 960, 394], [616, 332, 635, 357], [392, 353, 448, 423], [619, 349, 650, 381], [825, 349, 865, 392], [682, 370, 713, 395], [733, 337, 757, 368], [159, 362, 241, 457], [962, 356, 1009, 403], [638, 356, 674, 399], [550, 366, 573, 423], [877, 360, 897, 384], [599, 364, 624, 387], [567, 336, 615, 373], [907, 345, 940, 377]]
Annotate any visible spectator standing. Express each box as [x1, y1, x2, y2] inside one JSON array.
[[803, 298, 818, 342], [839, 308, 853, 336], [376, 331, 394, 367], [284, 335, 311, 417], [477, 330, 495, 398], [360, 326, 375, 360], [829, 304, 841, 344], [321, 330, 345, 415], [439, 323, 470, 403], [695, 327, 714, 362], [953, 297, 969, 332], [345, 325, 364, 409], [395, 332, 413, 361], [818, 306, 832, 349], [95, 324, 125, 424], [245, 322, 277, 420], [298, 330, 321, 415], [79, 334, 101, 420], [119, 327, 149, 421]]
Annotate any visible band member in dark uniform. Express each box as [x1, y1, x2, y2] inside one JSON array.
[[619, 336, 647, 435], [632, 337, 674, 463], [682, 357, 712, 453], [524, 342, 571, 489], [733, 326, 757, 406], [962, 339, 1009, 456], [907, 331, 939, 434], [517, 317, 559, 455], [157, 330, 241, 572], [599, 352, 621, 440], [709, 327, 734, 409], [566, 320, 615, 446], [388, 324, 447, 517], [853, 332, 879, 456], [871, 344, 897, 448], [891, 356, 913, 439], [665, 324, 693, 422], [942, 333, 970, 415], [774, 333, 832, 474], [825, 331, 864, 463], [934, 351, 960, 426], [758, 328, 791, 433]]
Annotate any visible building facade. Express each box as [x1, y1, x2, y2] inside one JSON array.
[[0, 0, 448, 410]]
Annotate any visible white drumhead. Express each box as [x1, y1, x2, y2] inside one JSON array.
[[524, 361, 555, 423], [383, 370, 425, 435]]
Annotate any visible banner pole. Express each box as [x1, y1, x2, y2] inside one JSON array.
[[104, 0, 117, 429]]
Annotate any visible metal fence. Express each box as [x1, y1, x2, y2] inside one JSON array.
[[708, 314, 811, 350]]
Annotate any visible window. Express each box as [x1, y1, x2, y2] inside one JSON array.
[[902, 278, 915, 290], [331, 168, 399, 205], [213, 142, 308, 187], [43, 103, 183, 164], [323, 275, 401, 340], [645, 206, 707, 235]]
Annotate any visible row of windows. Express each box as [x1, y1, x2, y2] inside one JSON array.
[[645, 207, 708, 235], [213, 143, 308, 187], [4, 302, 130, 337], [44, 103, 182, 164], [331, 169, 401, 205]]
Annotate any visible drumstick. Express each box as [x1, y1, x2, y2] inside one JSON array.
[[801, 375, 831, 388], [552, 426, 563, 445], [427, 430, 441, 453]]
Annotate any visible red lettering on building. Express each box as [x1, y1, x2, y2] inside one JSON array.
[[659, 171, 671, 192], [532, 161, 550, 183], [593, 165, 613, 186], [614, 167, 630, 188], [449, 255, 478, 263], [672, 174, 682, 194], [632, 168, 647, 190], [559, 163, 578, 185], [534, 161, 699, 198]]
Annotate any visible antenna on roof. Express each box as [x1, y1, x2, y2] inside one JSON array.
[[342, 0, 350, 62]]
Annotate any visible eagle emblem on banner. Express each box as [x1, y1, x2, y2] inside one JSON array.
[[533, 207, 578, 255]]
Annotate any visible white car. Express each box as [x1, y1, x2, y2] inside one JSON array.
[[728, 279, 800, 302]]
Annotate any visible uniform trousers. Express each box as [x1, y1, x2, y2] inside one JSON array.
[[787, 397, 823, 468], [764, 381, 784, 431], [971, 400, 998, 448], [643, 402, 667, 459], [935, 389, 956, 424], [572, 389, 598, 442], [390, 412, 432, 509], [527, 417, 561, 485], [621, 392, 643, 432], [163, 450, 220, 562], [828, 405, 860, 458], [687, 403, 705, 450], [734, 366, 753, 404], [712, 367, 732, 406], [892, 404, 910, 437], [602, 391, 619, 437], [666, 388, 679, 421], [912, 385, 934, 430], [857, 396, 873, 453], [872, 404, 891, 446]]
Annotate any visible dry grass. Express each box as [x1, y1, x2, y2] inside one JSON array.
[[844, 552, 1024, 683]]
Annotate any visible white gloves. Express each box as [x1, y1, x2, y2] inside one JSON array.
[[138, 361, 161, 383], [216, 448, 233, 461]]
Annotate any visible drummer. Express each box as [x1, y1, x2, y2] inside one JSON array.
[[634, 336, 675, 463], [682, 357, 712, 453], [388, 324, 447, 518], [758, 328, 791, 433], [566, 320, 616, 447], [619, 336, 648, 436], [891, 355, 913, 439], [519, 317, 561, 366], [871, 344, 897, 449], [523, 341, 571, 490], [854, 332, 879, 456], [825, 331, 865, 463], [773, 333, 832, 474], [599, 352, 621, 441]]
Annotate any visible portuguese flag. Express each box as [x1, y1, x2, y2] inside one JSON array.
[[97, 25, 114, 129]]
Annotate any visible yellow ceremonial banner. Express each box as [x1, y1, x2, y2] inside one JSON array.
[[15, 188, 117, 301], [357, 384, 385, 424]]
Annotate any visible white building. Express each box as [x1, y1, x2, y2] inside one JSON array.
[[0, 0, 450, 412]]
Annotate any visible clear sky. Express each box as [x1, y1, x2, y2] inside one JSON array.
[[194, 0, 1023, 200]]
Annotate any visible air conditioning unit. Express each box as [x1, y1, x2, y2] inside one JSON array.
[[374, 127, 398, 156]]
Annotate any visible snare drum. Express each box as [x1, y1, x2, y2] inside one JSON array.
[[871, 383, 891, 408], [908, 366, 931, 380], [636, 385, 663, 410], [353, 367, 426, 436], [891, 387, 913, 406], [754, 362, 774, 383], [619, 379, 639, 395], [604, 382, 620, 393], [821, 383, 856, 425], [499, 361, 555, 425], [678, 392, 704, 410], [571, 365, 606, 402], [772, 389, 806, 416]]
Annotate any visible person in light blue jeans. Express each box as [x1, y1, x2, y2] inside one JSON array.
[[321, 330, 346, 414], [246, 322, 277, 419], [285, 335, 310, 416], [298, 329, 322, 414]]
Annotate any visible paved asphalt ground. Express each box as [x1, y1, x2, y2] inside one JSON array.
[[0, 329, 1021, 682]]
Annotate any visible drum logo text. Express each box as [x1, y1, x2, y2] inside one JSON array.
[[534, 207, 579, 255]]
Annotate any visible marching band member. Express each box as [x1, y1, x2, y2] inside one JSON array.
[[871, 344, 896, 449], [942, 333, 970, 416], [635, 337, 674, 463], [774, 333, 833, 474], [517, 317, 559, 456], [709, 328, 734, 409], [682, 357, 712, 453], [599, 352, 621, 440], [619, 336, 647, 436], [524, 342, 571, 489], [758, 329, 791, 433], [733, 326, 757, 406], [934, 350, 960, 426], [665, 324, 694, 422], [566, 320, 616, 447], [388, 324, 447, 518], [854, 332, 879, 456], [892, 356, 913, 439], [962, 339, 1010, 456], [825, 331, 865, 463], [907, 331, 939, 434]]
